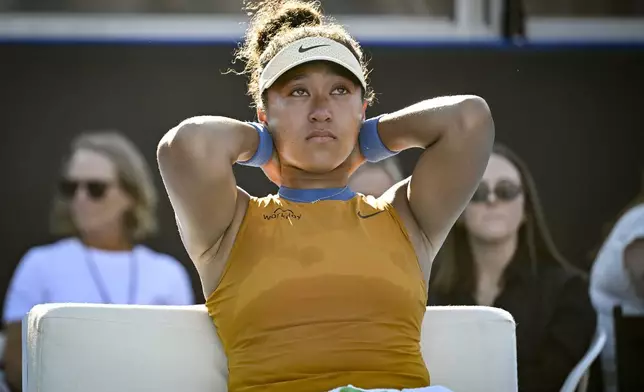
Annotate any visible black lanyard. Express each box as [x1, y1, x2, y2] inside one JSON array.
[[84, 248, 138, 305]]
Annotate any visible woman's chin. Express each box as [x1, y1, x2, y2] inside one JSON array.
[[296, 157, 348, 174], [474, 228, 514, 244]]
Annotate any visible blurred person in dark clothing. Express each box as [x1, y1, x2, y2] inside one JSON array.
[[428, 144, 596, 392], [349, 157, 404, 197], [590, 175, 644, 392], [1, 131, 194, 391]]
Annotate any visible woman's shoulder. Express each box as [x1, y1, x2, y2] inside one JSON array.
[[22, 237, 80, 258], [13, 238, 80, 273]]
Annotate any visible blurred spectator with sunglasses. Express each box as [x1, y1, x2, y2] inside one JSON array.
[[1, 131, 194, 391], [428, 143, 596, 392], [589, 172, 644, 392]]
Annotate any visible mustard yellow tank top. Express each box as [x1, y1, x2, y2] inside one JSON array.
[[206, 190, 429, 392]]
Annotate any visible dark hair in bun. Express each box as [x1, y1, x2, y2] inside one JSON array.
[[235, 0, 374, 108]]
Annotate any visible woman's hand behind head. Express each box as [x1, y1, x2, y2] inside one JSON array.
[[261, 147, 283, 187], [346, 141, 366, 174]]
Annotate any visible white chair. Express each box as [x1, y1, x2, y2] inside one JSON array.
[[23, 303, 518, 392], [559, 329, 607, 392]]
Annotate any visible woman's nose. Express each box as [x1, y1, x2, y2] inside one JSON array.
[[309, 95, 332, 122], [73, 186, 91, 203], [487, 192, 497, 204]]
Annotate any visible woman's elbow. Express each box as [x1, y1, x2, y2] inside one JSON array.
[[157, 116, 224, 164], [460, 96, 495, 141], [157, 125, 180, 164]]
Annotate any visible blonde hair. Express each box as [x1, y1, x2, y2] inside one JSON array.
[[50, 131, 158, 241]]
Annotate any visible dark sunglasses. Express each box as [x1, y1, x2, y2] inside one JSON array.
[[59, 179, 112, 200], [471, 180, 522, 203]]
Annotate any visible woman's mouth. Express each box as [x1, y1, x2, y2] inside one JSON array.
[[306, 130, 336, 142]]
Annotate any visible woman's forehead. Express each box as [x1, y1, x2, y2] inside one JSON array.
[[66, 148, 117, 180], [483, 154, 521, 182]]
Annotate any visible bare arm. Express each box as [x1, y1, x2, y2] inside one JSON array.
[[3, 322, 21, 391], [157, 116, 259, 263], [380, 96, 494, 254]]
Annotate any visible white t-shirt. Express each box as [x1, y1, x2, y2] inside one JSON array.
[[590, 203, 644, 392], [2, 238, 195, 323]]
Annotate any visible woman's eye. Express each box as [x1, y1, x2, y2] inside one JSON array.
[[290, 88, 308, 97], [332, 87, 348, 95]]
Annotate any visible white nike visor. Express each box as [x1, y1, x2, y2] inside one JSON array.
[[258, 36, 367, 95]]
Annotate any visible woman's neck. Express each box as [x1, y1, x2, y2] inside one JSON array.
[[469, 234, 518, 289], [80, 228, 132, 251], [279, 160, 355, 189]]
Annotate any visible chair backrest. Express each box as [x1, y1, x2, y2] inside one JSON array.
[[23, 304, 518, 392], [559, 329, 606, 392], [613, 306, 644, 392]]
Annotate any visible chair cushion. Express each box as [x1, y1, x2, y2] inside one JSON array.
[[23, 304, 517, 392]]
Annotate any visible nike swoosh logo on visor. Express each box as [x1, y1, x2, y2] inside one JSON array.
[[298, 44, 330, 53]]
